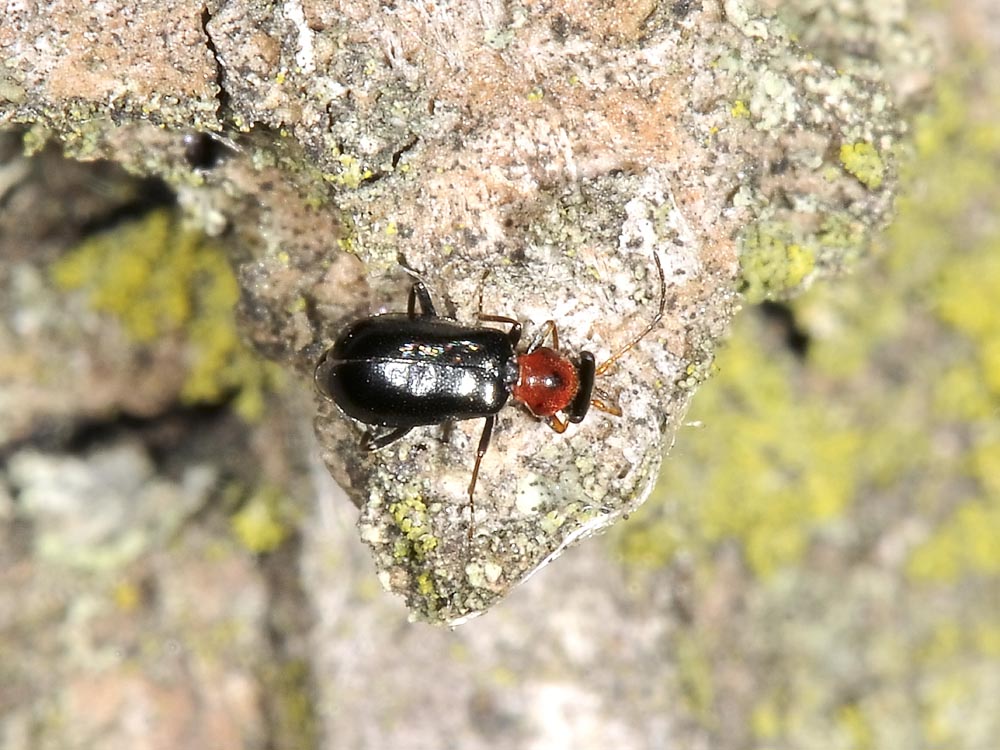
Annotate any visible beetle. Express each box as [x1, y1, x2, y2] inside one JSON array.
[[314, 253, 666, 538]]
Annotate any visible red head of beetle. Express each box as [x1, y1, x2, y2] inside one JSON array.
[[512, 346, 580, 417]]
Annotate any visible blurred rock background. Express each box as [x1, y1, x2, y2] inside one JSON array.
[[2, 1, 1000, 749]]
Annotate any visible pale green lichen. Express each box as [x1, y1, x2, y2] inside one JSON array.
[[259, 659, 318, 750], [616, 323, 861, 578], [50, 209, 280, 420], [738, 208, 873, 303], [673, 631, 716, 724], [813, 212, 868, 266], [738, 220, 817, 302], [617, 67, 1000, 748]]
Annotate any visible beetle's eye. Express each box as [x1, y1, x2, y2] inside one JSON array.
[[183, 133, 231, 170]]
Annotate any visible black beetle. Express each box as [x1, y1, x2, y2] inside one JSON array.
[[315, 255, 665, 537]]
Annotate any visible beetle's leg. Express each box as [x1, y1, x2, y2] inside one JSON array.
[[476, 270, 523, 349], [398, 254, 435, 317], [478, 314, 522, 349], [361, 426, 413, 451], [590, 388, 623, 417], [547, 414, 570, 434], [477, 268, 491, 318], [407, 281, 437, 319], [467, 415, 496, 542], [526, 319, 559, 353]]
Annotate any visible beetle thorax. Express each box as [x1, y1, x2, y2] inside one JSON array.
[[511, 347, 580, 417]]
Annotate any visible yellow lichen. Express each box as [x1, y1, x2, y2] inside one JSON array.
[[325, 153, 374, 189], [262, 660, 318, 750], [616, 325, 861, 578], [907, 496, 1000, 582], [230, 487, 293, 554], [837, 704, 875, 750], [839, 141, 885, 189], [51, 209, 279, 420], [618, 56, 1000, 750], [933, 242, 1000, 395], [112, 580, 142, 612], [417, 571, 435, 597], [389, 488, 439, 561], [751, 698, 782, 741]]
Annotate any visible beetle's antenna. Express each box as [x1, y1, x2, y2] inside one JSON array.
[[595, 252, 666, 375]]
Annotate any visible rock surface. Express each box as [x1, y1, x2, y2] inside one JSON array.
[[1, 0, 906, 620], [5, 1, 998, 749]]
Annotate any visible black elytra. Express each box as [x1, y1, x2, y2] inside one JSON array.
[[324, 313, 517, 426], [316, 279, 524, 445]]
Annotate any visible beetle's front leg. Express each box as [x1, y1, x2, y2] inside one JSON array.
[[547, 414, 569, 434]]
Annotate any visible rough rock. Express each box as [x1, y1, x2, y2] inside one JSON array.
[[2, 1, 906, 622]]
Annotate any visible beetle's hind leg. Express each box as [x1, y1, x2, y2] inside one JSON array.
[[407, 281, 437, 318], [361, 426, 413, 451], [398, 254, 437, 318], [467, 415, 496, 542]]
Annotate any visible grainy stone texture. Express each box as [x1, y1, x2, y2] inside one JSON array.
[[1, 0, 907, 621], [7, 0, 998, 748], [0, 0, 220, 129], [0, 141, 315, 750]]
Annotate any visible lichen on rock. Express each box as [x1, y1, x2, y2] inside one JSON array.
[[1, 1, 910, 622]]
